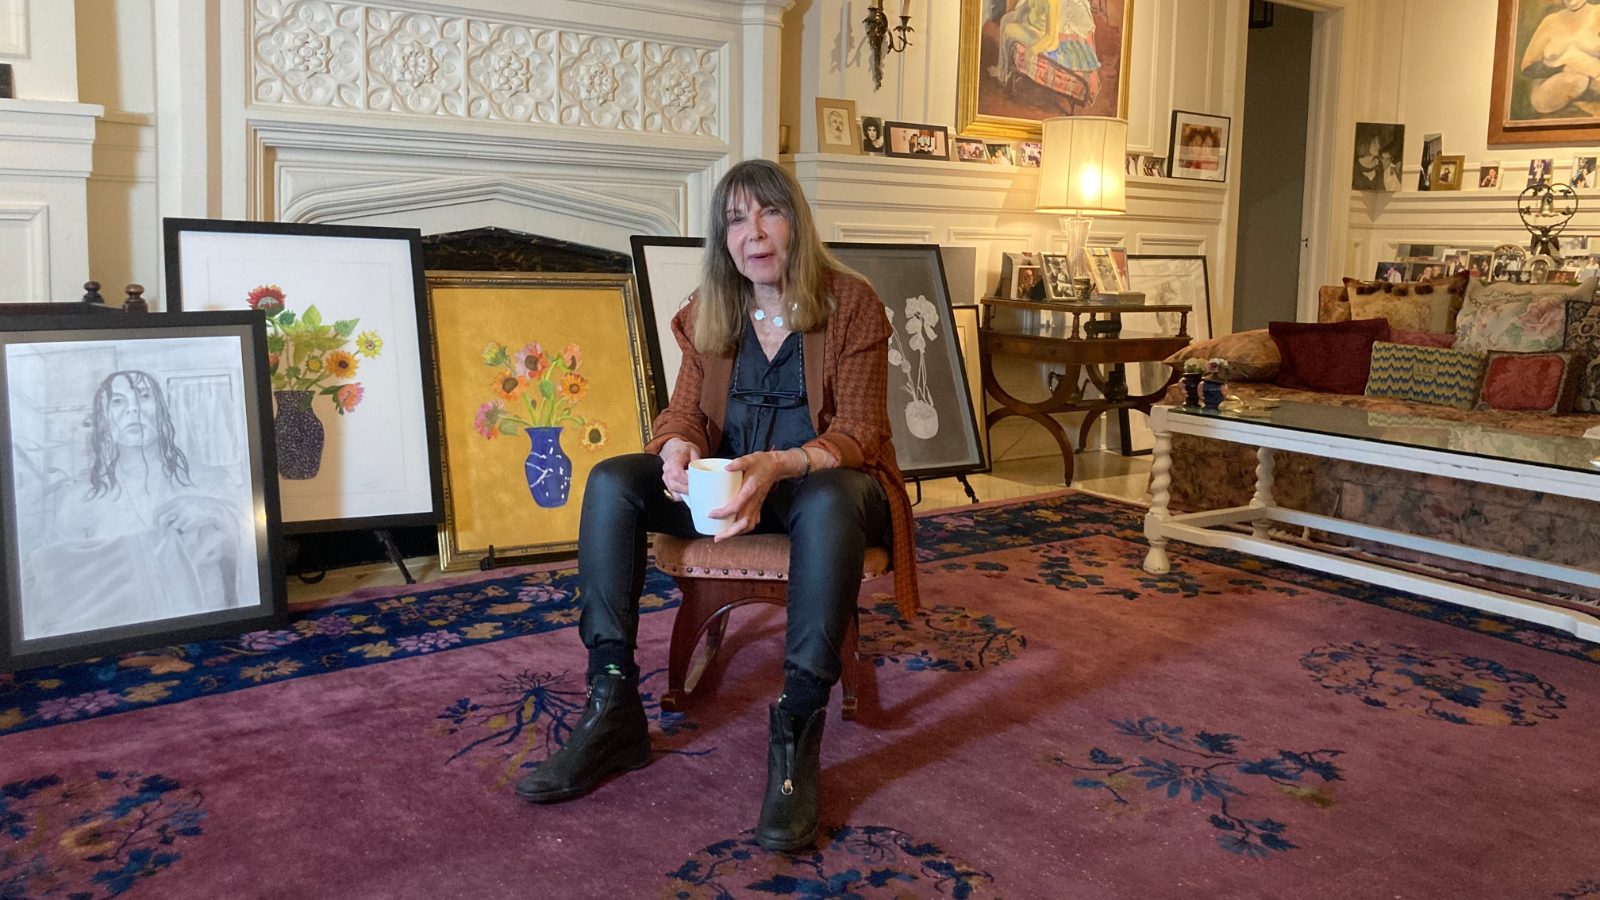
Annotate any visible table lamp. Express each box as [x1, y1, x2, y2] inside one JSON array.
[[1035, 116, 1127, 295]]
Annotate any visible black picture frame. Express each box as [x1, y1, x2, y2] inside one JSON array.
[[884, 122, 951, 160], [0, 311, 286, 670], [826, 242, 989, 479], [629, 235, 704, 412], [1166, 110, 1231, 182], [162, 218, 445, 535]]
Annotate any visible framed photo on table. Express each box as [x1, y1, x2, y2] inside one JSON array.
[[630, 236, 704, 410], [827, 243, 987, 479], [163, 219, 443, 535], [426, 272, 657, 570], [1167, 110, 1231, 181], [1083, 247, 1126, 294], [1040, 253, 1077, 301], [1125, 255, 1212, 340], [0, 312, 285, 670]]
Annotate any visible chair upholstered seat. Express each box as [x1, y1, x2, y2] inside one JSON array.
[[651, 533, 894, 722], [652, 534, 892, 581]]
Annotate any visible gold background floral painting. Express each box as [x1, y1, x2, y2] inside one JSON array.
[[427, 273, 654, 568]]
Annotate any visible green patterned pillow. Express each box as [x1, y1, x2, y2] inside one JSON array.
[[1365, 341, 1487, 410]]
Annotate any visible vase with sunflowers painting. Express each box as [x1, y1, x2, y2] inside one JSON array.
[[250, 285, 382, 480], [473, 340, 609, 508]]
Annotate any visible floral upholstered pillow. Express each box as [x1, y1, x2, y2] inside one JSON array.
[[1163, 330, 1279, 381], [1461, 275, 1596, 313], [1454, 296, 1572, 353], [1342, 270, 1468, 333]]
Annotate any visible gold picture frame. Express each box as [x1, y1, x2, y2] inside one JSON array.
[[1430, 154, 1466, 191], [957, 0, 1135, 140], [815, 97, 862, 155], [425, 271, 657, 571]]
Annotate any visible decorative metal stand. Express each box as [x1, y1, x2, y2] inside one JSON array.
[[1518, 182, 1578, 258]]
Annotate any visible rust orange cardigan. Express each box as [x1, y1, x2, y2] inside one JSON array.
[[643, 271, 920, 617]]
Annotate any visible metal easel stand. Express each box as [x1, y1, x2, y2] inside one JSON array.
[[374, 529, 416, 585], [907, 476, 981, 507]]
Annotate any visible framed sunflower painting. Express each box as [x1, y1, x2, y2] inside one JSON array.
[[425, 272, 657, 569]]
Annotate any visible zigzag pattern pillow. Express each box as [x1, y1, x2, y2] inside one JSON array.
[[1365, 341, 1487, 410]]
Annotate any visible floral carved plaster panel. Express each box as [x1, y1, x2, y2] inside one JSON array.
[[251, 1, 721, 139]]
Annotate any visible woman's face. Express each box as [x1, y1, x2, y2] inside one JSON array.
[[108, 375, 158, 448], [724, 191, 791, 290]]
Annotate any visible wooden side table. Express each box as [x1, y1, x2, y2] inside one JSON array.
[[978, 297, 1192, 484]]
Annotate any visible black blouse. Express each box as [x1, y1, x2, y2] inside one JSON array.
[[716, 325, 817, 458]]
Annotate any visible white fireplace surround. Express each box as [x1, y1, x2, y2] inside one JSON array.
[[208, 0, 787, 272]]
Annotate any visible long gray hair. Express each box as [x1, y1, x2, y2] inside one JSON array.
[[695, 160, 849, 356]]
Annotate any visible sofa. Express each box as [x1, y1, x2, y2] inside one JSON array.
[[1158, 276, 1600, 609]]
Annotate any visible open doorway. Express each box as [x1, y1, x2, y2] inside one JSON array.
[[1232, 2, 1316, 333]]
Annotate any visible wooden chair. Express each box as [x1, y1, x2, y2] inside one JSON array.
[[651, 533, 892, 721]]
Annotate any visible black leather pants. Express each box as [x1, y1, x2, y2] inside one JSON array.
[[576, 452, 890, 686]]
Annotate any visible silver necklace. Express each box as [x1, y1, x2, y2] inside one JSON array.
[[753, 308, 785, 328]]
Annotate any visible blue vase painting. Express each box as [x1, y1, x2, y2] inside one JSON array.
[[524, 426, 573, 507]]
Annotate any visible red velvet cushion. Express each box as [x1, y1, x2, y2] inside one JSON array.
[[1269, 319, 1393, 394], [1478, 352, 1577, 413], [1391, 329, 1456, 349]]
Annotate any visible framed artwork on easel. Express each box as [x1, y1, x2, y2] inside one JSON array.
[[163, 218, 444, 535]]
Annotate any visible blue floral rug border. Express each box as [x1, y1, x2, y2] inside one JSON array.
[[1, 493, 1593, 738]]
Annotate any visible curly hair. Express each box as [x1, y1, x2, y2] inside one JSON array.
[[87, 370, 192, 499]]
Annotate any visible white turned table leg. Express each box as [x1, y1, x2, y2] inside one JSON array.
[[1251, 446, 1276, 540], [1143, 415, 1172, 574]]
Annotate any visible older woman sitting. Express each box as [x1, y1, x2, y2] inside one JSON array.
[[514, 159, 917, 851]]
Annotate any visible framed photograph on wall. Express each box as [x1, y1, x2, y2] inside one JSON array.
[[954, 138, 991, 163], [1167, 110, 1231, 181], [163, 219, 443, 534], [987, 142, 1016, 166], [0, 312, 285, 670], [885, 122, 950, 160], [630, 236, 703, 410], [956, 0, 1133, 139], [815, 97, 861, 155], [426, 272, 657, 570], [1573, 155, 1598, 188], [827, 243, 987, 479], [1480, 162, 1502, 189]]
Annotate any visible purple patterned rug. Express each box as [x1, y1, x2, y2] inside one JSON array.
[[3, 491, 1598, 899]]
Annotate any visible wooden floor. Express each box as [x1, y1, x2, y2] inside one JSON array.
[[286, 451, 1152, 605]]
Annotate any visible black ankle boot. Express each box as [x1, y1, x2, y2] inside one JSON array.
[[756, 704, 825, 851], [514, 672, 650, 803]]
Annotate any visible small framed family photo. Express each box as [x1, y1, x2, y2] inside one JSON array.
[[1019, 141, 1043, 167], [815, 98, 861, 155], [987, 142, 1016, 166], [886, 122, 950, 159], [1142, 156, 1166, 178], [860, 116, 887, 155], [1479, 163, 1501, 189], [955, 138, 990, 163], [1573, 155, 1598, 189], [1528, 158, 1555, 188], [1040, 253, 1076, 302], [1167, 110, 1230, 181], [1083, 247, 1126, 295], [0, 311, 286, 670], [1430, 154, 1465, 191]]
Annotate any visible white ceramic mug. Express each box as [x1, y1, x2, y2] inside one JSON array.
[[685, 458, 743, 536]]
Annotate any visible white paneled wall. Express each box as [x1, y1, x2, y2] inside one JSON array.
[[1343, 0, 1600, 279], [0, 0, 100, 303]]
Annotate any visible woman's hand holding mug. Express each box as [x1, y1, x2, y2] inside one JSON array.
[[659, 437, 701, 500]]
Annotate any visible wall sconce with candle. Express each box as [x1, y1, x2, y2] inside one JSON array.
[[1035, 116, 1128, 298], [864, 0, 913, 91]]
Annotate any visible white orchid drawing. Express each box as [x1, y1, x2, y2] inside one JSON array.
[[885, 296, 941, 439]]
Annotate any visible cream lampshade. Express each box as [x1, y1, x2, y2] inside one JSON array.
[[1036, 116, 1128, 290]]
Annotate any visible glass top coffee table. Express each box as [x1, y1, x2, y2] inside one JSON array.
[[1142, 401, 1600, 640]]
